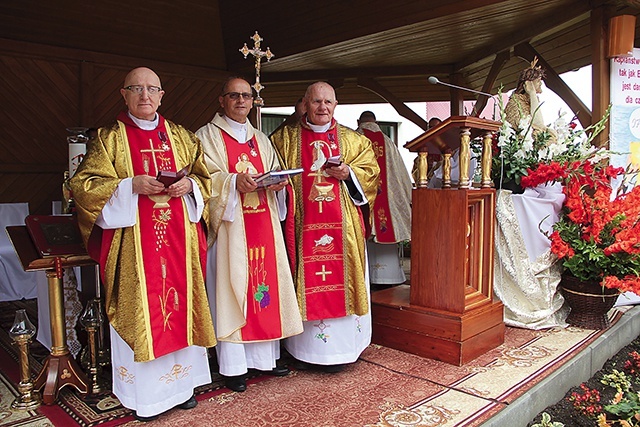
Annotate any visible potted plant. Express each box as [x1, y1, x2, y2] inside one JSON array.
[[523, 156, 640, 329]]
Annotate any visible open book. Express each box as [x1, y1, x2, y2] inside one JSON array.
[[254, 168, 304, 188]]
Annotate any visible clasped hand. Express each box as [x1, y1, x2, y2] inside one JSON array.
[[132, 175, 193, 198]]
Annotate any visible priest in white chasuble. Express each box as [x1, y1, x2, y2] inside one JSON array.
[[271, 82, 380, 373], [196, 77, 303, 392], [356, 111, 412, 286], [70, 67, 216, 422]]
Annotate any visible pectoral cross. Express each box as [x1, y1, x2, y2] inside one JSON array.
[[140, 139, 163, 175], [240, 31, 274, 131]]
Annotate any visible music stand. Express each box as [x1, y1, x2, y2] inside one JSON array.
[[6, 224, 93, 405]]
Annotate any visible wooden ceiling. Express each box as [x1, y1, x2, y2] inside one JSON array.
[[2, 0, 639, 108], [1, 0, 639, 213]]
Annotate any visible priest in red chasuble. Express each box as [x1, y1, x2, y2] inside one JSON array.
[[70, 67, 215, 422], [356, 111, 412, 286], [271, 82, 380, 373], [196, 77, 303, 392]]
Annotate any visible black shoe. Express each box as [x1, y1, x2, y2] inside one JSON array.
[[177, 394, 197, 410], [261, 366, 290, 377], [223, 375, 246, 392], [292, 360, 314, 371], [322, 363, 346, 373], [134, 412, 159, 422]]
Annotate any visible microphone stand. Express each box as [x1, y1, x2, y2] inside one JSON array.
[[428, 77, 498, 120]]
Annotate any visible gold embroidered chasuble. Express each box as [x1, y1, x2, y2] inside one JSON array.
[[70, 113, 216, 362], [270, 120, 380, 321], [196, 114, 303, 342]]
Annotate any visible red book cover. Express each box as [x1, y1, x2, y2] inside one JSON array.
[[24, 215, 87, 258]]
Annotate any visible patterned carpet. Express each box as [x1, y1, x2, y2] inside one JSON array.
[[0, 300, 626, 427]]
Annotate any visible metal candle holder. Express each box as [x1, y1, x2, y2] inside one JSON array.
[[80, 298, 105, 395], [9, 309, 40, 410]]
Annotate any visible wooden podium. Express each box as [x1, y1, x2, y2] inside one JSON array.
[[6, 224, 93, 404], [371, 116, 505, 366]]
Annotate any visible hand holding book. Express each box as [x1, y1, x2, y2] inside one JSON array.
[[157, 166, 190, 188], [254, 168, 304, 188]]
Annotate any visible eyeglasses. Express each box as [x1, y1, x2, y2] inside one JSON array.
[[222, 92, 254, 100], [124, 85, 163, 95]]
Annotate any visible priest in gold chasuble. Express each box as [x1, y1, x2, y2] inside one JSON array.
[[271, 82, 379, 372], [70, 67, 215, 421], [196, 77, 302, 391], [356, 111, 412, 286]]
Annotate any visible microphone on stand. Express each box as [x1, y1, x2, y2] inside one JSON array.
[[428, 76, 498, 120]]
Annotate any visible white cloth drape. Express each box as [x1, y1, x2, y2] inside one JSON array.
[[493, 184, 568, 329]]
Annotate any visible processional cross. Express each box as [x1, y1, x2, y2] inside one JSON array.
[[239, 31, 274, 131]]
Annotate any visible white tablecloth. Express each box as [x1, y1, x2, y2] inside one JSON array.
[[0, 203, 38, 302]]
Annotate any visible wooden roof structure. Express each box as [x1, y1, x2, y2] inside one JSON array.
[[0, 0, 639, 213]]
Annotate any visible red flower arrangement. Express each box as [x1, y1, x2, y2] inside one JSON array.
[[525, 158, 640, 294]]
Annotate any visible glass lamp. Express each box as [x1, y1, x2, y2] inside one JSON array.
[[80, 298, 105, 395], [9, 309, 40, 410]]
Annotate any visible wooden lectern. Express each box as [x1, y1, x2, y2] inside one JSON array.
[[6, 224, 93, 404], [371, 116, 505, 366]]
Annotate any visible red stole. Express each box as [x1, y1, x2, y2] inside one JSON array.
[[299, 124, 348, 320], [105, 112, 192, 359], [362, 129, 396, 243], [222, 131, 283, 340]]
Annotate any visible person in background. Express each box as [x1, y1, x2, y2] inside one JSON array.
[[269, 97, 306, 137], [271, 81, 379, 373], [356, 111, 412, 287], [70, 67, 215, 422], [196, 77, 303, 392]]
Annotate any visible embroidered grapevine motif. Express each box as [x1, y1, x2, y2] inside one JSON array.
[[250, 246, 271, 311], [314, 319, 330, 343], [355, 316, 362, 333], [153, 208, 172, 251], [116, 366, 135, 384], [158, 257, 179, 331], [159, 363, 192, 384]]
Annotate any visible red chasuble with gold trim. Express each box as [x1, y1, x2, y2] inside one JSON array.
[[300, 124, 348, 320], [99, 112, 202, 359], [362, 128, 396, 243], [222, 131, 283, 341]]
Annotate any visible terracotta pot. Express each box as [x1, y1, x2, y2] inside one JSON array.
[[560, 274, 619, 330]]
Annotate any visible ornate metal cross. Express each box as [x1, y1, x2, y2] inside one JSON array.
[[240, 31, 274, 130]]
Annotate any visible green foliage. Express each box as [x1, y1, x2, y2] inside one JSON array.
[[602, 370, 632, 394], [531, 412, 564, 427]]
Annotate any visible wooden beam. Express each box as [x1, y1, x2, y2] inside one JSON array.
[[472, 50, 510, 117], [591, 6, 611, 148], [357, 77, 428, 130], [514, 43, 592, 128], [450, 73, 465, 116]]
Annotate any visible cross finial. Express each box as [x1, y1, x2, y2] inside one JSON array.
[[239, 31, 274, 109]]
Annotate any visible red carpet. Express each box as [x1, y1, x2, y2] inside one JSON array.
[[0, 300, 626, 427]]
